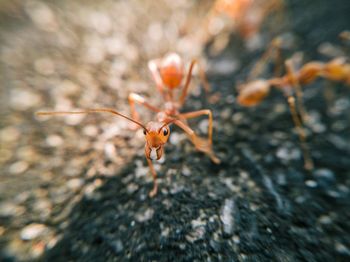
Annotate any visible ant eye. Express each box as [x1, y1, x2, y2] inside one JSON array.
[[143, 129, 147, 135], [163, 128, 168, 136]]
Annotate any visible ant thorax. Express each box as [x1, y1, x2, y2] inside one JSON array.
[[156, 112, 168, 122], [163, 101, 179, 116]]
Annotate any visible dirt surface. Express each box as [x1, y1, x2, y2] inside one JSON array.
[[0, 0, 350, 261]]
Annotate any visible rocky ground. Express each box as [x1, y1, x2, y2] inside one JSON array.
[[0, 0, 349, 261]]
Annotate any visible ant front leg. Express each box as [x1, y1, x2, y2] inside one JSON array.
[[128, 93, 161, 130], [146, 157, 158, 197], [285, 58, 308, 123], [174, 114, 220, 164], [179, 59, 211, 106], [286, 95, 314, 170]]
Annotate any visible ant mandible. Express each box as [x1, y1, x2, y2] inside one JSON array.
[[37, 52, 220, 197]]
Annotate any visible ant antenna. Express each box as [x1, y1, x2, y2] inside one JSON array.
[[36, 108, 148, 132], [158, 118, 176, 131]]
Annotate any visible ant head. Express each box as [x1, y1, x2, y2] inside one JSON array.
[[159, 52, 184, 89], [143, 121, 170, 160], [237, 79, 271, 107]]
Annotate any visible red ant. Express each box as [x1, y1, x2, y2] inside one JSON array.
[[237, 52, 350, 170], [37, 53, 220, 197], [196, 0, 283, 49]]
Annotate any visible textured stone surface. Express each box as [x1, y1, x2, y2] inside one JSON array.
[[0, 0, 349, 261]]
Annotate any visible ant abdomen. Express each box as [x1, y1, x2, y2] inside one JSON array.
[[159, 53, 184, 89]]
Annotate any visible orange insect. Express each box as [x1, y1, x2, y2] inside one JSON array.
[[37, 52, 220, 197], [198, 0, 283, 45], [237, 56, 350, 169]]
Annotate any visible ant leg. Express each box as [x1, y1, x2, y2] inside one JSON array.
[[148, 59, 170, 101], [286, 95, 314, 170], [128, 93, 161, 129], [179, 59, 211, 106], [179, 109, 213, 146], [248, 37, 283, 80], [197, 61, 211, 94], [285, 59, 308, 123], [146, 157, 158, 197], [173, 118, 220, 164]]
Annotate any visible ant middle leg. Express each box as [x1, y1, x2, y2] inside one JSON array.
[[286, 95, 314, 170]]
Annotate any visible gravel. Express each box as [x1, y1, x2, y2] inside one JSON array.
[[1, 0, 350, 261]]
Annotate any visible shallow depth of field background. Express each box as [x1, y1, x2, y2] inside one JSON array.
[[0, 0, 349, 261]]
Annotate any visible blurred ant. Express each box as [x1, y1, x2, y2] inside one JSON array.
[[196, 0, 283, 49], [237, 53, 350, 169], [213, 0, 283, 38], [37, 53, 220, 197]]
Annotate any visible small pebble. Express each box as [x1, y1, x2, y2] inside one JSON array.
[[20, 224, 48, 241], [0, 127, 20, 143], [186, 218, 206, 243], [0, 202, 24, 217], [326, 190, 341, 198], [10, 89, 41, 110], [25, 2, 58, 31], [83, 125, 99, 137], [135, 208, 154, 222], [208, 59, 239, 75], [161, 227, 170, 238], [276, 146, 301, 162], [9, 161, 29, 174], [67, 178, 84, 191], [104, 142, 117, 160], [318, 215, 332, 225], [110, 239, 124, 254], [181, 165, 191, 176], [305, 180, 317, 188], [233, 235, 240, 244], [126, 183, 139, 194], [313, 169, 335, 181], [335, 242, 350, 255], [46, 135, 63, 147], [220, 108, 232, 120], [220, 198, 235, 236], [318, 42, 345, 57], [198, 119, 209, 134], [169, 132, 185, 145]]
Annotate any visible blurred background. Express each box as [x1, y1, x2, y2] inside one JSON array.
[[0, 0, 349, 261]]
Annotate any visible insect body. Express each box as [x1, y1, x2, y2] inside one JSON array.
[[37, 53, 220, 197], [237, 56, 350, 169], [128, 52, 220, 195]]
